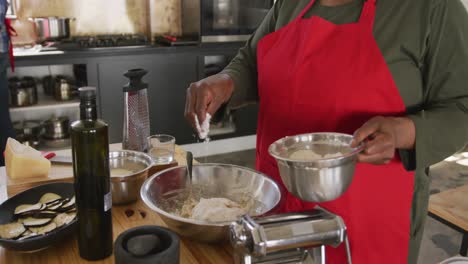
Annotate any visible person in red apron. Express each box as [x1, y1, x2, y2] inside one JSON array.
[[185, 0, 468, 262]]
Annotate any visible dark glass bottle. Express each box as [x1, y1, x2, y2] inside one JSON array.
[[71, 87, 113, 260]]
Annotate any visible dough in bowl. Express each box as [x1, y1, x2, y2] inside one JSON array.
[[190, 198, 247, 222], [289, 149, 343, 160]]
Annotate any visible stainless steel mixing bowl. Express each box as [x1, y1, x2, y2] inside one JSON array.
[[110, 150, 154, 205], [269, 132, 363, 202], [140, 164, 281, 243]]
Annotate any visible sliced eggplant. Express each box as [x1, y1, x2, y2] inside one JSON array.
[[53, 212, 76, 227], [28, 222, 57, 235], [31, 211, 58, 219], [58, 197, 75, 212], [22, 217, 53, 227], [61, 196, 75, 208], [45, 198, 63, 207], [14, 203, 44, 215], [46, 201, 63, 211], [17, 232, 40, 241], [65, 208, 77, 213], [39, 193, 62, 205], [0, 222, 26, 239], [66, 212, 77, 224], [20, 230, 32, 236]]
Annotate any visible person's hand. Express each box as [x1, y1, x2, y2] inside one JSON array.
[[350, 116, 416, 165], [184, 73, 234, 129]]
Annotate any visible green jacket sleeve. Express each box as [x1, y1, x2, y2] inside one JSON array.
[[221, 0, 284, 109], [400, 0, 468, 171]]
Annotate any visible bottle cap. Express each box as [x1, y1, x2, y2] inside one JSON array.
[[79, 87, 97, 101], [123, 69, 148, 92]]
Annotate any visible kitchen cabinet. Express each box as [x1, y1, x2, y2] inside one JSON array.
[[97, 53, 198, 144], [11, 43, 258, 147]]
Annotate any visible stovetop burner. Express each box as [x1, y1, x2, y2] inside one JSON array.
[[50, 34, 150, 50]]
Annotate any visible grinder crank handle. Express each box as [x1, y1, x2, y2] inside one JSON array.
[[345, 234, 352, 264]]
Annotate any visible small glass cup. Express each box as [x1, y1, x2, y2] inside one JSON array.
[[147, 134, 176, 165]]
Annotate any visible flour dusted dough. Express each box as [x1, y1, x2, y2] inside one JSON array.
[[289, 149, 343, 160], [190, 198, 247, 222]]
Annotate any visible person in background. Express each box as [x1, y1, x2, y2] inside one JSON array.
[[0, 0, 15, 166], [185, 0, 468, 263]]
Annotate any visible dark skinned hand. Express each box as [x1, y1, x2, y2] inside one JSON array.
[[184, 73, 234, 130], [350, 116, 416, 165]]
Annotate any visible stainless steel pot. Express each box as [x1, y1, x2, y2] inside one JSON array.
[[43, 116, 70, 140], [13, 120, 43, 147], [110, 150, 155, 205], [54, 76, 76, 101], [9, 77, 38, 107], [30, 17, 72, 42]]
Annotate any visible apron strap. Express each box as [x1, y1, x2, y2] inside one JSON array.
[[358, 0, 377, 30], [5, 18, 16, 72], [297, 0, 318, 20]]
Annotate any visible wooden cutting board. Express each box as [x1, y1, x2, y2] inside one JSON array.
[[5, 143, 186, 197]]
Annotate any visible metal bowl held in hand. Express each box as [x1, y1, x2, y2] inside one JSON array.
[[269, 133, 363, 202], [140, 164, 281, 243]]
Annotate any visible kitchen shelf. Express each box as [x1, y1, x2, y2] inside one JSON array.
[[9, 95, 79, 114]]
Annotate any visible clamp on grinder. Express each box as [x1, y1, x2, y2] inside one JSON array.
[[229, 133, 362, 264]]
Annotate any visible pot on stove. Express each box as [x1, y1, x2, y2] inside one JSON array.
[[30, 17, 73, 42]]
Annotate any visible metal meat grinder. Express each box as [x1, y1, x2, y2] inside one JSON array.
[[230, 207, 351, 264]]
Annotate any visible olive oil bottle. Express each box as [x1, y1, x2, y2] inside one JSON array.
[[71, 87, 113, 260]]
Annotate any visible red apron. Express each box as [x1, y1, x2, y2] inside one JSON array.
[[5, 18, 16, 71], [256, 0, 414, 263]]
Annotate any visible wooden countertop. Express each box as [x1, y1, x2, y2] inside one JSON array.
[[428, 184, 468, 232], [0, 144, 234, 264]]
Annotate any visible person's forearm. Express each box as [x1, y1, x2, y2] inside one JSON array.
[[391, 117, 416, 150]]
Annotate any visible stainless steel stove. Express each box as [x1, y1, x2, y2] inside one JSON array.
[[48, 34, 150, 50]]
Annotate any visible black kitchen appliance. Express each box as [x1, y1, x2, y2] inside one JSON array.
[[200, 0, 274, 42], [48, 34, 150, 50]]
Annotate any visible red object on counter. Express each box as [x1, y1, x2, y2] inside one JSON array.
[[41, 152, 56, 160], [163, 35, 177, 42], [5, 18, 16, 72]]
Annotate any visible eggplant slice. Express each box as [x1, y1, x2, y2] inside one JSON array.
[[54, 212, 76, 228], [0, 222, 26, 239], [28, 222, 57, 235], [17, 232, 40, 240], [14, 203, 44, 215], [46, 201, 63, 211], [39, 193, 62, 205], [22, 217, 53, 227], [58, 197, 75, 212]]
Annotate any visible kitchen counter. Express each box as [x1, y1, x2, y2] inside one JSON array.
[[0, 145, 234, 264], [13, 42, 244, 67]]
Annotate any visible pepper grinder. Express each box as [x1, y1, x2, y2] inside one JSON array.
[[122, 69, 151, 152]]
